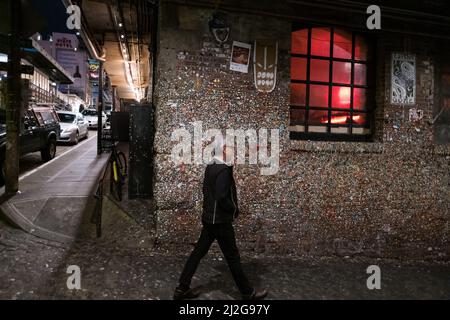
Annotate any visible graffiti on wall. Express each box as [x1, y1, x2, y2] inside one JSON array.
[[253, 40, 278, 93], [391, 53, 416, 105]]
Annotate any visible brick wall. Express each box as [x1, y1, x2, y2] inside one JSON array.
[[152, 2, 450, 260]]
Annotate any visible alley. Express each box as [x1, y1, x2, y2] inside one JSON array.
[[0, 216, 449, 300], [1, 0, 450, 304], [0, 124, 448, 301]]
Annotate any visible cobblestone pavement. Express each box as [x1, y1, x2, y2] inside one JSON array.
[[0, 218, 449, 300]]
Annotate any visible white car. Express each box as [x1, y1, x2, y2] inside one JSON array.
[[57, 111, 89, 144], [82, 109, 107, 129]]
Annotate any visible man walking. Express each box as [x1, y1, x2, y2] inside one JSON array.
[[174, 144, 267, 300]]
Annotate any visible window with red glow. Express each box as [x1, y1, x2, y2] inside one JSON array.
[[290, 26, 374, 140]]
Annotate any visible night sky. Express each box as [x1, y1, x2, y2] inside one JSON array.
[[30, 0, 72, 37]]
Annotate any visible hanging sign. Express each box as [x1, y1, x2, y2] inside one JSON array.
[[53, 32, 79, 50], [88, 59, 100, 80], [253, 40, 278, 93]]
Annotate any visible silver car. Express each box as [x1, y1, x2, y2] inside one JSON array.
[[82, 109, 107, 129], [57, 111, 89, 144]]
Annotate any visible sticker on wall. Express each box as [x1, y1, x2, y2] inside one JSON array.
[[254, 40, 278, 93], [230, 41, 251, 73], [391, 53, 416, 105], [409, 108, 423, 122]]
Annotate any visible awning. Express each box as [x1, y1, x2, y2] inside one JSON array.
[[20, 39, 74, 85], [0, 37, 74, 85]]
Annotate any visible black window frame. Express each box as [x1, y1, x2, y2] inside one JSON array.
[[289, 23, 376, 142]]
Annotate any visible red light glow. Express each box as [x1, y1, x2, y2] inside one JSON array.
[[338, 87, 350, 106], [321, 115, 361, 124]]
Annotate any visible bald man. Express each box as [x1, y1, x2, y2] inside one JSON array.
[[174, 144, 267, 300]]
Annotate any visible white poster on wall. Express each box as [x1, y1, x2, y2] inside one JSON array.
[[391, 52, 416, 105], [230, 41, 251, 73]]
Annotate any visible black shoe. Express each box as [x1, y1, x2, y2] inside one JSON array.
[[173, 286, 201, 300], [242, 288, 268, 300]]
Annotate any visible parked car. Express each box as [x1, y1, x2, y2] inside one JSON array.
[[57, 111, 89, 144], [0, 107, 61, 185], [104, 106, 112, 126], [82, 109, 107, 129]]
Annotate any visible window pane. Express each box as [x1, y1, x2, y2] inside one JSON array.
[[290, 108, 306, 125], [330, 111, 350, 124], [291, 57, 307, 80], [353, 88, 367, 110], [332, 61, 351, 84], [352, 113, 368, 126], [354, 63, 367, 85], [311, 28, 330, 57], [331, 111, 350, 134], [292, 29, 308, 55], [444, 97, 450, 108], [332, 86, 351, 109], [290, 83, 306, 106], [442, 74, 450, 87], [310, 59, 329, 82], [333, 29, 352, 59], [309, 85, 329, 107], [352, 113, 370, 134], [355, 35, 370, 61], [309, 109, 329, 127]]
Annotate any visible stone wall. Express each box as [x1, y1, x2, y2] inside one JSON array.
[[152, 2, 450, 260]]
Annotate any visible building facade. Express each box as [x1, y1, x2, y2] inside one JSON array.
[[38, 32, 92, 110], [0, 37, 74, 109], [152, 0, 450, 260]]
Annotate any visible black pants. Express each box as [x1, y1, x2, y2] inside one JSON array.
[[179, 222, 253, 295]]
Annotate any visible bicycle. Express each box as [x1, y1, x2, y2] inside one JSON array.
[[108, 140, 127, 202], [90, 138, 127, 238]]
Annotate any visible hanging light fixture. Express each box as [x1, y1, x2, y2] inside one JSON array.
[[73, 65, 82, 78]]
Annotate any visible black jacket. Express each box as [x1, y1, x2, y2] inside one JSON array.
[[202, 162, 239, 224]]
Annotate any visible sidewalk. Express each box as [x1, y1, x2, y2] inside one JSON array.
[[0, 211, 450, 300], [0, 213, 449, 300], [0, 137, 449, 300], [0, 135, 109, 244]]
